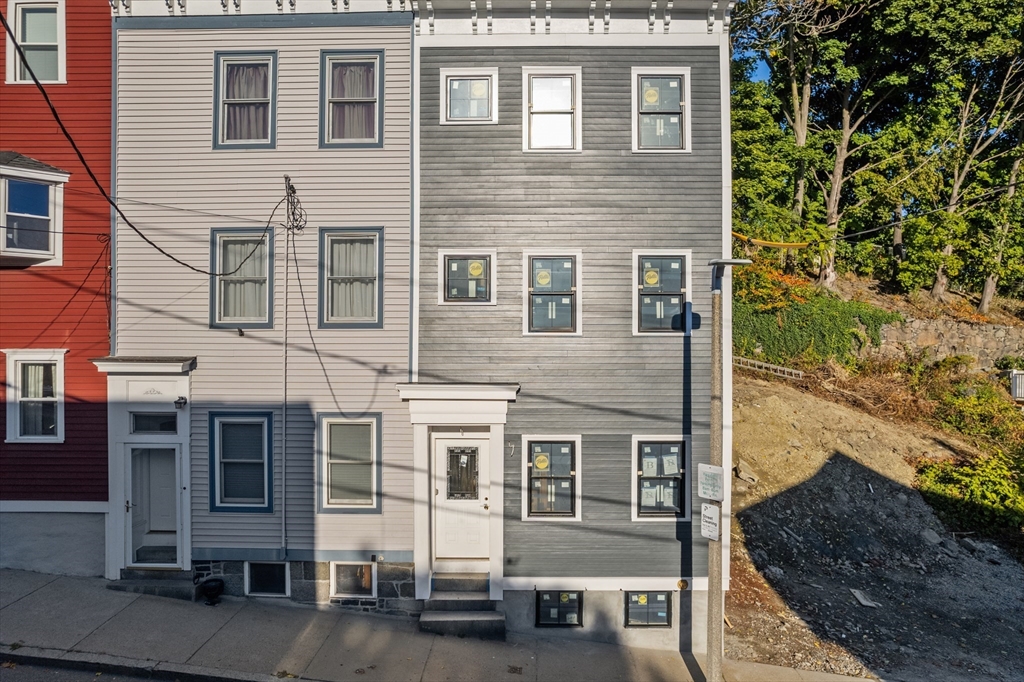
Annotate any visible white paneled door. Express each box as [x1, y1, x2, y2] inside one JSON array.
[[433, 438, 490, 560]]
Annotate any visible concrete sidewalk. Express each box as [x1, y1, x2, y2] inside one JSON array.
[[0, 570, 872, 682]]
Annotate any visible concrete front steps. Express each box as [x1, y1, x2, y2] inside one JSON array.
[[106, 568, 196, 602], [418, 573, 505, 640]]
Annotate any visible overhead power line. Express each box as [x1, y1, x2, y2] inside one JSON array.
[[0, 10, 281, 278]]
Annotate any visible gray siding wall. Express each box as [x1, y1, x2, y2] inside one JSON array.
[[115, 22, 414, 557], [419, 47, 723, 577]]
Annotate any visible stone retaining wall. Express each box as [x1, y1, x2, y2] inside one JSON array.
[[872, 318, 1024, 368]]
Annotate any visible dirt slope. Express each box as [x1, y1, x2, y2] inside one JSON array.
[[725, 374, 1024, 682]]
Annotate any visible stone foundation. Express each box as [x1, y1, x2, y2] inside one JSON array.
[[872, 318, 1024, 368], [191, 560, 421, 616]]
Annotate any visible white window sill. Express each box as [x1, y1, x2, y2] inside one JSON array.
[[521, 515, 582, 523], [5, 437, 65, 444]]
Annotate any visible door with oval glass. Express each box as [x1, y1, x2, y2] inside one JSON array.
[[433, 438, 489, 560]]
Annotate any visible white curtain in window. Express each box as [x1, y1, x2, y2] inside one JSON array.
[[329, 237, 375, 320], [20, 362, 55, 436], [224, 63, 270, 141], [220, 238, 267, 320], [331, 63, 375, 140]]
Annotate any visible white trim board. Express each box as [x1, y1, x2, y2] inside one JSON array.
[[502, 577, 724, 591], [0, 500, 109, 513]]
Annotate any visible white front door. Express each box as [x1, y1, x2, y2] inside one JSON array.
[[434, 438, 489, 560], [126, 446, 181, 566]]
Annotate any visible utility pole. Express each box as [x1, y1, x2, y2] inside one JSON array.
[[705, 258, 750, 682]]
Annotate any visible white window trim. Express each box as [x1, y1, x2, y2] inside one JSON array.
[[214, 232, 270, 325], [3, 348, 67, 444], [436, 248, 498, 306], [320, 416, 378, 509], [631, 249, 692, 336], [439, 68, 500, 125], [329, 561, 378, 598], [244, 561, 290, 597], [631, 435, 692, 523], [521, 66, 583, 153], [631, 67, 692, 154], [520, 434, 583, 523], [5, 0, 66, 85], [324, 54, 381, 144], [0, 165, 67, 266], [213, 415, 270, 509], [522, 249, 583, 336]]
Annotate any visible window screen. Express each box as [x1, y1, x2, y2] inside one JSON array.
[[219, 421, 266, 504], [626, 591, 671, 626], [327, 421, 374, 505], [536, 591, 583, 626], [247, 562, 287, 595], [333, 563, 374, 596]]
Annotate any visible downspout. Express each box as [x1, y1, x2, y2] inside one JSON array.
[[281, 217, 289, 559]]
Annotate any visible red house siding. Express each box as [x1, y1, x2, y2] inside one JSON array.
[[0, 0, 111, 501]]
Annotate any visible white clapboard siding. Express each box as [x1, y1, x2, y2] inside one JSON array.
[[115, 24, 414, 555]]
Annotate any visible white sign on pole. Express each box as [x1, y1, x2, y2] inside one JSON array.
[[700, 503, 720, 541], [697, 463, 725, 501]]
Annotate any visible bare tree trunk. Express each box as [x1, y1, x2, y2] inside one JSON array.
[[977, 126, 1023, 314], [818, 88, 853, 289]]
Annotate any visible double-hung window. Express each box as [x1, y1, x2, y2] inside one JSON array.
[[1, 155, 68, 264], [321, 51, 383, 148], [631, 67, 690, 153], [525, 252, 580, 334], [318, 414, 382, 513], [210, 413, 273, 513], [6, 0, 65, 84], [633, 250, 690, 334], [319, 228, 383, 328], [214, 52, 276, 148], [211, 229, 272, 329], [3, 349, 66, 443], [522, 436, 582, 521], [522, 67, 582, 151], [440, 68, 499, 124], [632, 437, 689, 521]]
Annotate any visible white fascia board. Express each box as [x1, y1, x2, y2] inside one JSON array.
[[397, 383, 520, 402], [92, 360, 195, 374], [0, 165, 71, 185], [502, 576, 724, 591]]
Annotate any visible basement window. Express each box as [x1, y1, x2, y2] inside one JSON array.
[[625, 591, 671, 627], [536, 591, 583, 627], [245, 561, 289, 596], [330, 562, 376, 598]]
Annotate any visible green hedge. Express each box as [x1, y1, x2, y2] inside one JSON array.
[[734, 296, 903, 366]]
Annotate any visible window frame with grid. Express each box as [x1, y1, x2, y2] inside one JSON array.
[[213, 52, 277, 149], [3, 348, 66, 444], [438, 249, 497, 305], [1, 165, 68, 265], [632, 249, 691, 335], [521, 436, 582, 522], [631, 67, 691, 154], [440, 68, 499, 125], [209, 413, 273, 513], [317, 413, 383, 514], [210, 229, 273, 330], [319, 227, 384, 329], [625, 591, 673, 627], [523, 251, 581, 335], [6, 0, 65, 85], [522, 66, 583, 152], [320, 51, 384, 149], [632, 436, 690, 522]]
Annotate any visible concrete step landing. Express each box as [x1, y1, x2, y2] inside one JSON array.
[[421, 591, 495, 612], [418, 611, 506, 640], [108, 569, 196, 601]]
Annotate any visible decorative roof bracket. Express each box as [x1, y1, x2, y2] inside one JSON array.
[[545, 0, 551, 34], [486, 0, 492, 34], [470, 0, 477, 33], [588, 0, 595, 33], [604, 0, 610, 33], [707, 0, 717, 32], [648, 0, 655, 33], [724, 0, 734, 32], [664, 0, 672, 33], [530, 0, 536, 34]]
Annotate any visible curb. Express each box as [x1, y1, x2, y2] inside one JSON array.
[[0, 645, 284, 682]]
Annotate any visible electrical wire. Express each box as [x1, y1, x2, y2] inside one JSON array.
[[64, 186, 293, 226], [0, 9, 281, 278]]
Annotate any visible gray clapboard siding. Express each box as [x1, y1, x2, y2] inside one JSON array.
[[115, 22, 415, 556], [419, 46, 722, 577]]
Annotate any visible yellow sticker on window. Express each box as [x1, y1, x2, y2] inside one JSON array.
[[560, 592, 569, 603], [535, 454, 550, 470], [471, 80, 488, 98], [644, 87, 660, 105], [468, 261, 484, 277], [638, 594, 648, 605], [536, 270, 551, 286], [644, 269, 660, 286]]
